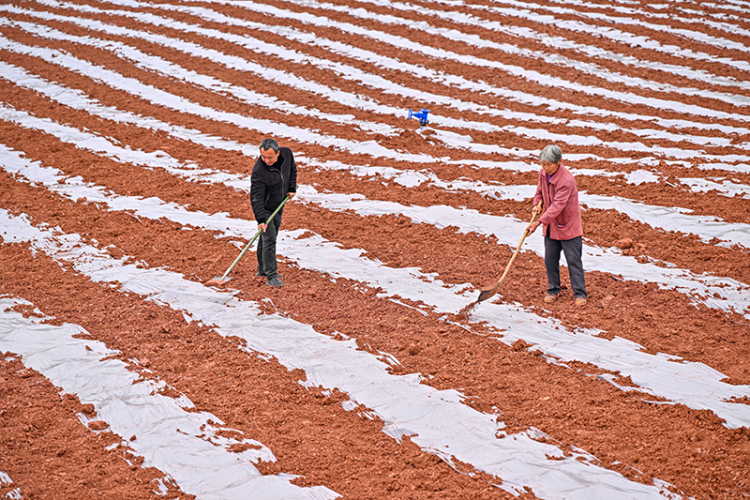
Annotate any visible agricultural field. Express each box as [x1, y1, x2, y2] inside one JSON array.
[[1, 0, 750, 498]]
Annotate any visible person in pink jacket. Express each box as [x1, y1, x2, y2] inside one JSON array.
[[526, 145, 588, 307]]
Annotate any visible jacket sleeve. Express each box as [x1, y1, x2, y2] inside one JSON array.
[[539, 177, 574, 227], [288, 150, 297, 193], [533, 171, 544, 207], [250, 161, 269, 224]]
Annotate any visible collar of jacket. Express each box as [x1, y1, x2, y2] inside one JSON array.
[[546, 162, 566, 183]]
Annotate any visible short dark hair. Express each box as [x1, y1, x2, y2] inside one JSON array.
[[259, 138, 279, 152]]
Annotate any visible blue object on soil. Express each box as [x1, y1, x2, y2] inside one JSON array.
[[408, 108, 430, 127]]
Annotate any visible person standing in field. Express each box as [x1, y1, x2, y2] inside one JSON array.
[[250, 138, 297, 288], [526, 144, 588, 307]]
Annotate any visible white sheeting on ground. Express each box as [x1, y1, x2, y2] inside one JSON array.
[[285, 0, 750, 108], [0, 297, 337, 500], [300, 157, 750, 249], [8, 1, 750, 155], [0, 27, 432, 164], [4, 55, 743, 192], [2, 102, 749, 288], [185, 0, 750, 123], [0, 210, 682, 499], [297, 186, 750, 320], [1, 51, 748, 235], [0, 471, 22, 500], [3, 145, 749, 431], [459, 0, 750, 74]]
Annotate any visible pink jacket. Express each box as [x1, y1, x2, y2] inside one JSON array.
[[533, 163, 583, 240]]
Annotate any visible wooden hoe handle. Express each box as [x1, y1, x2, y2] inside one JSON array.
[[476, 201, 543, 303]]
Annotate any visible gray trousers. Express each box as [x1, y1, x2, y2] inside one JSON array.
[[544, 235, 587, 299], [256, 212, 282, 279]]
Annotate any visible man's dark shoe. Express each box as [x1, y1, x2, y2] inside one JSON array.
[[257, 272, 282, 278], [266, 277, 284, 288]]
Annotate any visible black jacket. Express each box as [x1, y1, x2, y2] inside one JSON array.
[[250, 147, 297, 224]]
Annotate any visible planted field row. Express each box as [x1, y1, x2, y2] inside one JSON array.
[[1, 0, 749, 499]]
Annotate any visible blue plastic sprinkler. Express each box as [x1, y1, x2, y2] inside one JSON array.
[[408, 108, 430, 129]]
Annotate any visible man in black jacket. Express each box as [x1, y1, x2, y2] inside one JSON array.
[[250, 138, 297, 287]]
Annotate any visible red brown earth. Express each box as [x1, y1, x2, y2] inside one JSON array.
[[1, 0, 749, 499]]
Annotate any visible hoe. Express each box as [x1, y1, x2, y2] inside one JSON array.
[[477, 202, 542, 303], [207, 195, 290, 286]]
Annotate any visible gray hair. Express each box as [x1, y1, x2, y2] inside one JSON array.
[[539, 144, 562, 164], [259, 138, 279, 152]]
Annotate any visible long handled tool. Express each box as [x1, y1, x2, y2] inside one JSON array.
[[476, 201, 542, 303], [207, 195, 290, 285]]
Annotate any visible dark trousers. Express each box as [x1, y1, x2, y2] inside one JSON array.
[[257, 212, 282, 279], [544, 235, 587, 299]]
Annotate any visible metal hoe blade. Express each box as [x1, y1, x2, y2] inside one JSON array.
[[206, 275, 232, 286]]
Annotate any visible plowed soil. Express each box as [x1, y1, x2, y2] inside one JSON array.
[[1, 0, 749, 499]]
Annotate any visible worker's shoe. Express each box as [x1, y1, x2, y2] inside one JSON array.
[[574, 297, 587, 307], [266, 277, 284, 288], [544, 293, 558, 303], [257, 271, 282, 279]]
